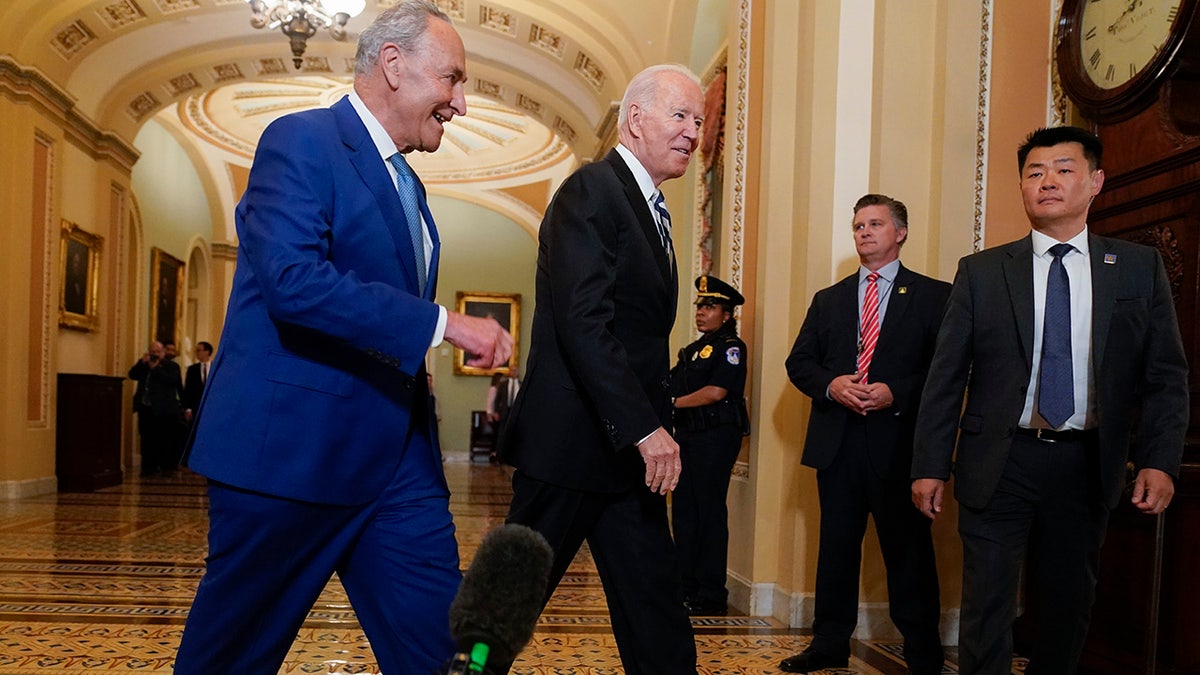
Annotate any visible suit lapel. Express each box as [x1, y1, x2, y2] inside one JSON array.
[[604, 150, 673, 288], [835, 273, 860, 362], [1089, 233, 1118, 373], [1002, 235, 1036, 372], [332, 96, 424, 292], [877, 264, 914, 350]]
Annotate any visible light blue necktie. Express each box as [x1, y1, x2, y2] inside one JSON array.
[[651, 191, 674, 269], [1039, 243, 1074, 428], [388, 153, 427, 293]]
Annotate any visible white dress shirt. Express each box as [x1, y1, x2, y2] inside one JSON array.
[[1020, 228, 1096, 430]]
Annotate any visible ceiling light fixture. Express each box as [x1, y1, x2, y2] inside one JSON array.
[[246, 0, 366, 70]]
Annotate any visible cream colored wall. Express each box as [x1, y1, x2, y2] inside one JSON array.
[[985, 0, 1055, 247], [721, 0, 998, 640], [0, 76, 137, 497]]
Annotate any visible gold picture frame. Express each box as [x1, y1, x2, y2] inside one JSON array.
[[453, 291, 520, 376], [150, 247, 185, 346], [59, 220, 102, 331]]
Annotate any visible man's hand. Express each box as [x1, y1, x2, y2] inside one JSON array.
[[1131, 468, 1175, 514], [444, 311, 514, 369], [912, 478, 945, 520], [637, 427, 681, 495], [829, 373, 893, 415]]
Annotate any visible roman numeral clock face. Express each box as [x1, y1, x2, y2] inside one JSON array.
[[1081, 0, 1181, 88]]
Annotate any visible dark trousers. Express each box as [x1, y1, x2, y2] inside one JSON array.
[[672, 424, 742, 605], [958, 433, 1108, 675], [503, 471, 697, 675], [138, 411, 180, 475], [174, 439, 459, 675], [812, 423, 943, 672]]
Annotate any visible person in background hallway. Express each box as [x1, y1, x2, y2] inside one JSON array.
[[485, 366, 519, 463], [497, 63, 704, 674], [912, 126, 1188, 675], [182, 341, 213, 424], [783, 194, 948, 674], [128, 340, 183, 477], [173, 2, 513, 673], [669, 274, 749, 617]]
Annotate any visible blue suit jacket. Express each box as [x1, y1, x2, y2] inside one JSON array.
[[185, 96, 444, 506]]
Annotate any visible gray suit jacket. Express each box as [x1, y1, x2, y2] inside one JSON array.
[[913, 233, 1188, 509]]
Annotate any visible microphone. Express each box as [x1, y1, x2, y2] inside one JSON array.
[[446, 523, 553, 674]]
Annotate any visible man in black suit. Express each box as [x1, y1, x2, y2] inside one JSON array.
[[498, 63, 704, 674], [128, 340, 183, 476], [783, 194, 949, 674], [182, 340, 213, 423], [912, 126, 1189, 674]]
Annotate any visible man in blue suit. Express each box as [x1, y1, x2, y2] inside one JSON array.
[[174, 2, 513, 673]]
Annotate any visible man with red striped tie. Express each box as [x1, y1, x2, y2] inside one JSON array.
[[783, 194, 951, 674]]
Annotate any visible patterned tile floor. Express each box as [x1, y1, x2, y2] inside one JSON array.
[[0, 457, 981, 674]]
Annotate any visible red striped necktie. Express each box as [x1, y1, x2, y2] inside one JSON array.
[[857, 272, 880, 383]]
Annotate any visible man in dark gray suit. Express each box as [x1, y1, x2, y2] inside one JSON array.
[[784, 194, 948, 674], [912, 126, 1188, 674], [498, 63, 704, 674]]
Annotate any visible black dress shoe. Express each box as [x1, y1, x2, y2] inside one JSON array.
[[778, 647, 849, 673], [684, 599, 727, 616]]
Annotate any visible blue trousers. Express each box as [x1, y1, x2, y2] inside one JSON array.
[[174, 446, 459, 674]]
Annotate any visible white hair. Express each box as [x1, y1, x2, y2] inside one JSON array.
[[617, 64, 701, 130]]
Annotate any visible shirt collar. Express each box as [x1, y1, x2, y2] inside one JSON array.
[[614, 143, 657, 203], [860, 258, 901, 284], [348, 91, 401, 162], [1031, 226, 1090, 258]]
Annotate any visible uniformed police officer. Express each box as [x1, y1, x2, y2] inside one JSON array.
[[669, 274, 750, 616]]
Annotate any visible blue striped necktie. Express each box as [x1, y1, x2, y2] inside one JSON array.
[[1038, 243, 1075, 428], [651, 191, 674, 269], [388, 153, 427, 293]]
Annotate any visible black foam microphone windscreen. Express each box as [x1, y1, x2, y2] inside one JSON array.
[[448, 523, 554, 667]]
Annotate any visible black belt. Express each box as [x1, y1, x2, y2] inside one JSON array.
[[1014, 427, 1098, 443]]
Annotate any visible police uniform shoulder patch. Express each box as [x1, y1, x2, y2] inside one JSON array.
[[726, 346, 741, 365], [699, 345, 713, 359]]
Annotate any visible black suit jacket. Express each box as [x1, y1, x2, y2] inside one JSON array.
[[787, 264, 951, 478], [913, 233, 1189, 509], [183, 362, 205, 413], [499, 149, 678, 492]]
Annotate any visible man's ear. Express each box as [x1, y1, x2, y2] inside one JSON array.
[[379, 43, 405, 87], [1090, 168, 1105, 197], [626, 102, 643, 138]]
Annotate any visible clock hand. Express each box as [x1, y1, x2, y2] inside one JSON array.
[[1109, 0, 1144, 32]]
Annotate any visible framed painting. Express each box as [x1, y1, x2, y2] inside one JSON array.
[[453, 291, 520, 376], [150, 247, 184, 346], [59, 220, 103, 331]]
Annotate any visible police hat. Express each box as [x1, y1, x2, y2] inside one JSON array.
[[694, 275, 745, 307]]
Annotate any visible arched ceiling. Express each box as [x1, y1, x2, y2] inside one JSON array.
[[0, 0, 706, 237], [0, 0, 699, 157]]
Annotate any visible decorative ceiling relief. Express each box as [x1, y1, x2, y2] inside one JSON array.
[[529, 24, 565, 59], [98, 0, 147, 30], [573, 53, 605, 91], [52, 20, 97, 60]]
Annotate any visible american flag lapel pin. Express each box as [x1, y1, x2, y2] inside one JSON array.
[[1103, 253, 1117, 265]]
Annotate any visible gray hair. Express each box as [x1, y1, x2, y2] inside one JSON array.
[[617, 63, 701, 129], [355, 0, 450, 75]]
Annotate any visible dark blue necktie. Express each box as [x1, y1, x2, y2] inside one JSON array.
[[1039, 243, 1075, 428], [651, 191, 675, 270], [388, 153, 427, 294]]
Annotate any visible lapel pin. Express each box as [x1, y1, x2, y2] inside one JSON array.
[[1103, 253, 1117, 265], [897, 286, 908, 294]]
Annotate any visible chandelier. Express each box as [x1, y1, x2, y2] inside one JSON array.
[[246, 0, 367, 69]]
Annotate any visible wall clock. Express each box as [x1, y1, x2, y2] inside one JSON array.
[[1057, 0, 1197, 121]]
